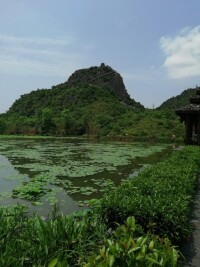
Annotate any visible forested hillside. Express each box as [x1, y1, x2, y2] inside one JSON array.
[[158, 87, 197, 110], [0, 64, 185, 140]]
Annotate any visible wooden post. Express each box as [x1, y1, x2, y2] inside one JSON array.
[[197, 115, 200, 146], [185, 114, 193, 145]]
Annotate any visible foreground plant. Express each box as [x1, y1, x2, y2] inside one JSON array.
[[84, 217, 181, 267], [0, 206, 105, 266]]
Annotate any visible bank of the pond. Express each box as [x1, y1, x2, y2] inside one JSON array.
[[0, 146, 199, 266], [182, 176, 200, 267], [0, 133, 184, 144]]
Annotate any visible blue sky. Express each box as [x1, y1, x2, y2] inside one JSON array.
[[0, 0, 200, 113]]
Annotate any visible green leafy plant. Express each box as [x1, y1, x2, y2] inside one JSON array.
[[0, 206, 106, 266], [85, 217, 181, 267]]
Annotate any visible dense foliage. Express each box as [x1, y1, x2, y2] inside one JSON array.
[[96, 146, 200, 244], [158, 87, 197, 110], [0, 64, 189, 140], [0, 84, 144, 136], [0, 146, 199, 266], [0, 84, 184, 140], [85, 217, 180, 267]]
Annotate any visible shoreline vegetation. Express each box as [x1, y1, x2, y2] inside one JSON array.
[[0, 134, 184, 144], [0, 145, 199, 266]]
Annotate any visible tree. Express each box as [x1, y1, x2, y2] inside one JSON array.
[[38, 108, 56, 135], [60, 109, 74, 135], [0, 118, 6, 134]]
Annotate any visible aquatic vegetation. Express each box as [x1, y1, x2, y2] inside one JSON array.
[[0, 192, 12, 201], [0, 139, 169, 214]]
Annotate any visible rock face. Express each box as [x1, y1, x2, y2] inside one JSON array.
[[66, 63, 130, 102]]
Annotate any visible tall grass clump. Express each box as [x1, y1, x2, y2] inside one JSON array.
[[0, 206, 105, 266]]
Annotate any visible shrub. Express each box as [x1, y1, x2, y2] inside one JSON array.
[[85, 217, 181, 267], [96, 146, 200, 244]]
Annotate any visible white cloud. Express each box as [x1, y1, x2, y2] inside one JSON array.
[[160, 26, 200, 79], [0, 34, 88, 76], [0, 35, 73, 46], [0, 54, 69, 76]]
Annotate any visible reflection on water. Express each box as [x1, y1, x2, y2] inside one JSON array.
[[0, 138, 173, 215]]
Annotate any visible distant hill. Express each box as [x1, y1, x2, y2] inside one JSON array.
[[53, 63, 132, 103], [0, 64, 189, 139], [0, 64, 152, 137], [7, 64, 143, 117], [158, 87, 197, 110]]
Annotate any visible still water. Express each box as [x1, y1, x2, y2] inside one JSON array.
[[0, 138, 172, 215]]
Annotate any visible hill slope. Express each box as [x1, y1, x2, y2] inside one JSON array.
[[158, 88, 197, 110], [0, 64, 147, 136], [7, 64, 143, 117], [54, 63, 131, 103], [0, 64, 185, 140]]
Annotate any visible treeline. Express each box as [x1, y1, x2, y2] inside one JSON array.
[[0, 108, 183, 141], [0, 84, 185, 140], [1, 63, 198, 140]]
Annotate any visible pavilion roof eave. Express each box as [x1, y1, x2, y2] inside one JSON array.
[[175, 104, 200, 114]]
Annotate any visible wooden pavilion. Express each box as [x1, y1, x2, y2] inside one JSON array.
[[176, 89, 200, 145]]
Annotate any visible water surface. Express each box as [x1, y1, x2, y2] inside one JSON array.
[[0, 138, 172, 215]]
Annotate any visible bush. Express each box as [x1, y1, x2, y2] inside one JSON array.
[[96, 146, 200, 244], [85, 217, 181, 267]]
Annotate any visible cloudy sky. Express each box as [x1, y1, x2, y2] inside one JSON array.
[[0, 0, 200, 113]]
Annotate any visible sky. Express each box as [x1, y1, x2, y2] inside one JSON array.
[[0, 0, 200, 113]]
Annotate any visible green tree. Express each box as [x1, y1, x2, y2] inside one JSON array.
[[38, 108, 56, 135], [60, 109, 74, 135], [0, 118, 6, 134]]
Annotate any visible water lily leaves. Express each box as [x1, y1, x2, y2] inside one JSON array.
[[32, 201, 43, 206], [0, 139, 168, 214], [0, 192, 12, 200], [46, 196, 58, 205]]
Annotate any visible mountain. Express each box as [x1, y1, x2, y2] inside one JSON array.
[[0, 64, 188, 139], [6, 64, 143, 117], [53, 63, 131, 103], [0, 64, 150, 136], [158, 87, 198, 110]]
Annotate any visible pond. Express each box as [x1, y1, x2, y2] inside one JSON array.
[[0, 138, 172, 216]]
